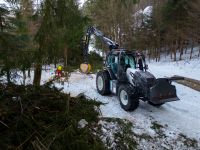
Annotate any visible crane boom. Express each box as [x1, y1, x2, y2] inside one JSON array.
[[80, 26, 119, 73], [82, 26, 119, 63]]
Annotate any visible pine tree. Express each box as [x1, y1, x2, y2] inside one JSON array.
[[0, 3, 28, 83], [33, 0, 88, 85]]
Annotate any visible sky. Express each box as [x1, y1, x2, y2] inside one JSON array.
[[79, 0, 86, 6]]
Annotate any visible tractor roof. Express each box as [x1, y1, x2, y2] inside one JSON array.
[[110, 49, 137, 55]]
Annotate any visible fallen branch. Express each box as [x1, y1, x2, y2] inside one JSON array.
[[0, 120, 9, 128], [31, 137, 48, 150], [33, 106, 60, 113], [16, 132, 36, 149]]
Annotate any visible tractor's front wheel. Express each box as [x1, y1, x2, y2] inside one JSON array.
[[118, 84, 139, 111], [96, 71, 111, 95]]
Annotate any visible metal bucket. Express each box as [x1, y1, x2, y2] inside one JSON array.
[[149, 78, 179, 104]]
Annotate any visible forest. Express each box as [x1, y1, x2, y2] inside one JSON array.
[[83, 0, 200, 61], [0, 0, 200, 84], [0, 0, 200, 149]]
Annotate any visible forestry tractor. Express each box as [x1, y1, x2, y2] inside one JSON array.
[[80, 26, 183, 111]]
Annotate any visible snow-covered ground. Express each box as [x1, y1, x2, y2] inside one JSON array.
[[54, 70, 200, 141], [0, 65, 57, 85], [1, 58, 199, 148], [52, 58, 200, 148], [148, 47, 200, 80], [148, 58, 200, 80]]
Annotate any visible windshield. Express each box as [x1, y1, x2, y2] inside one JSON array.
[[124, 54, 136, 69]]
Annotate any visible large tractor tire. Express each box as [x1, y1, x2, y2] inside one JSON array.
[[96, 71, 111, 95], [118, 84, 139, 111]]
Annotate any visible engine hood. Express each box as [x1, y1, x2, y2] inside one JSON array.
[[126, 68, 156, 86]]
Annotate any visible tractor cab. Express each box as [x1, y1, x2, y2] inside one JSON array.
[[105, 50, 146, 80]]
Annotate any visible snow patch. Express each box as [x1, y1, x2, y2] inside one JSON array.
[[143, 6, 153, 17]]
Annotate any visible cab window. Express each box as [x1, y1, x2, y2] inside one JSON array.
[[124, 55, 136, 69]]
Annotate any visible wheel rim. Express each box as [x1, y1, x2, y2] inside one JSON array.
[[120, 90, 128, 105], [97, 76, 103, 91]]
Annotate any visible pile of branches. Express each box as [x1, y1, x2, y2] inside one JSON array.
[[0, 83, 104, 150]]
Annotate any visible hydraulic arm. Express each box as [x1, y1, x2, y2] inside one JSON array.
[[80, 26, 119, 73]]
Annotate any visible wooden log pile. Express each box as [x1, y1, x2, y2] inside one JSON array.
[[173, 75, 200, 92]]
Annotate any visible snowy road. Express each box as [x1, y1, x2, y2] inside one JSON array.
[[54, 68, 200, 142], [9, 61, 199, 144]]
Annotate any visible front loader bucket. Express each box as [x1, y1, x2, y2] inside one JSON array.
[[149, 78, 179, 104]]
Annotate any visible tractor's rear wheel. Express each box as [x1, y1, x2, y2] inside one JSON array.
[[96, 71, 111, 95], [118, 84, 139, 111]]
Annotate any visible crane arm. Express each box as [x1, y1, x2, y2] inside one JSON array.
[[82, 26, 119, 63]]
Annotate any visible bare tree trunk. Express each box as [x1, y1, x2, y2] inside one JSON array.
[[179, 40, 183, 60], [170, 42, 173, 60], [155, 48, 158, 62], [54, 59, 57, 68], [174, 50, 176, 61], [33, 63, 42, 86], [44, 65, 47, 71], [190, 40, 194, 59], [148, 49, 151, 62], [184, 40, 188, 54], [28, 69, 31, 78], [64, 47, 68, 67], [165, 45, 167, 59], [157, 48, 161, 62], [6, 69, 10, 84], [198, 47, 200, 57], [173, 40, 177, 61], [23, 70, 26, 85]]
